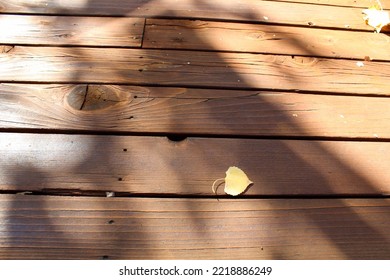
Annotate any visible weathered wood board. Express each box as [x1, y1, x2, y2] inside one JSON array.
[[0, 195, 389, 259], [1, 84, 390, 138], [266, 0, 373, 7], [1, 15, 388, 60], [0, 0, 371, 30], [1, 133, 390, 196], [144, 19, 390, 60], [1, 46, 390, 95], [0, 15, 144, 47]]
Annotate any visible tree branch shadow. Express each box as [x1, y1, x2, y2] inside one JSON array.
[[1, 0, 389, 260]]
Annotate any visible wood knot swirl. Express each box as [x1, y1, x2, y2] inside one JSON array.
[[66, 85, 131, 111], [290, 56, 318, 66]]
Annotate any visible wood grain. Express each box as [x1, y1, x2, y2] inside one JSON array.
[[267, 0, 371, 7], [1, 133, 390, 196], [1, 46, 390, 95], [1, 0, 389, 262], [0, 0, 371, 30], [144, 19, 390, 60], [2, 84, 390, 138], [0, 194, 389, 259], [0, 15, 144, 47]]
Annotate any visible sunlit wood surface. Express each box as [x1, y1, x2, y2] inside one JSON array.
[[0, 0, 389, 259]]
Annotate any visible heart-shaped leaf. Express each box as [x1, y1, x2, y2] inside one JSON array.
[[212, 166, 253, 196]]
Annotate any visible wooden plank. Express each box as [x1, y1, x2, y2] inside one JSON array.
[[1, 133, 390, 196], [0, 15, 144, 47], [0, 195, 389, 259], [268, 0, 373, 8], [1, 46, 390, 95], [0, 0, 372, 30], [144, 19, 390, 60], [2, 84, 390, 139]]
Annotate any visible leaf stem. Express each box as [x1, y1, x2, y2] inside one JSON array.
[[211, 178, 225, 194]]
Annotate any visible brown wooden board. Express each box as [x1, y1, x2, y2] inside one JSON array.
[[0, 0, 372, 30], [144, 19, 390, 60], [1, 133, 390, 196], [0, 194, 389, 259], [0, 15, 384, 59], [267, 0, 374, 8], [0, 15, 144, 47], [1, 84, 390, 138], [1, 46, 390, 95]]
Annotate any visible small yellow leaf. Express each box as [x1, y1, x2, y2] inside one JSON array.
[[362, 6, 390, 33], [224, 166, 253, 196]]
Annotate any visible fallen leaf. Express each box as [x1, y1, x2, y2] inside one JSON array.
[[362, 5, 390, 33], [224, 166, 253, 196], [212, 166, 253, 196]]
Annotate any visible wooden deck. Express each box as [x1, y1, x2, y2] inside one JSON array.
[[1, 0, 390, 259]]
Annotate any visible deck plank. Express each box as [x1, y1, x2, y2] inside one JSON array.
[[1, 46, 390, 95], [144, 19, 390, 60], [0, 195, 389, 259], [1, 84, 390, 138], [1, 133, 390, 196], [0, 15, 144, 47], [267, 0, 371, 7], [1, 15, 385, 60], [0, 0, 371, 30]]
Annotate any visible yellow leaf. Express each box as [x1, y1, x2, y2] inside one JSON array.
[[212, 166, 253, 196], [224, 166, 253, 196], [362, 6, 390, 33]]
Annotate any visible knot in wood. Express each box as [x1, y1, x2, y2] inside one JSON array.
[[66, 85, 130, 111], [290, 56, 318, 66]]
